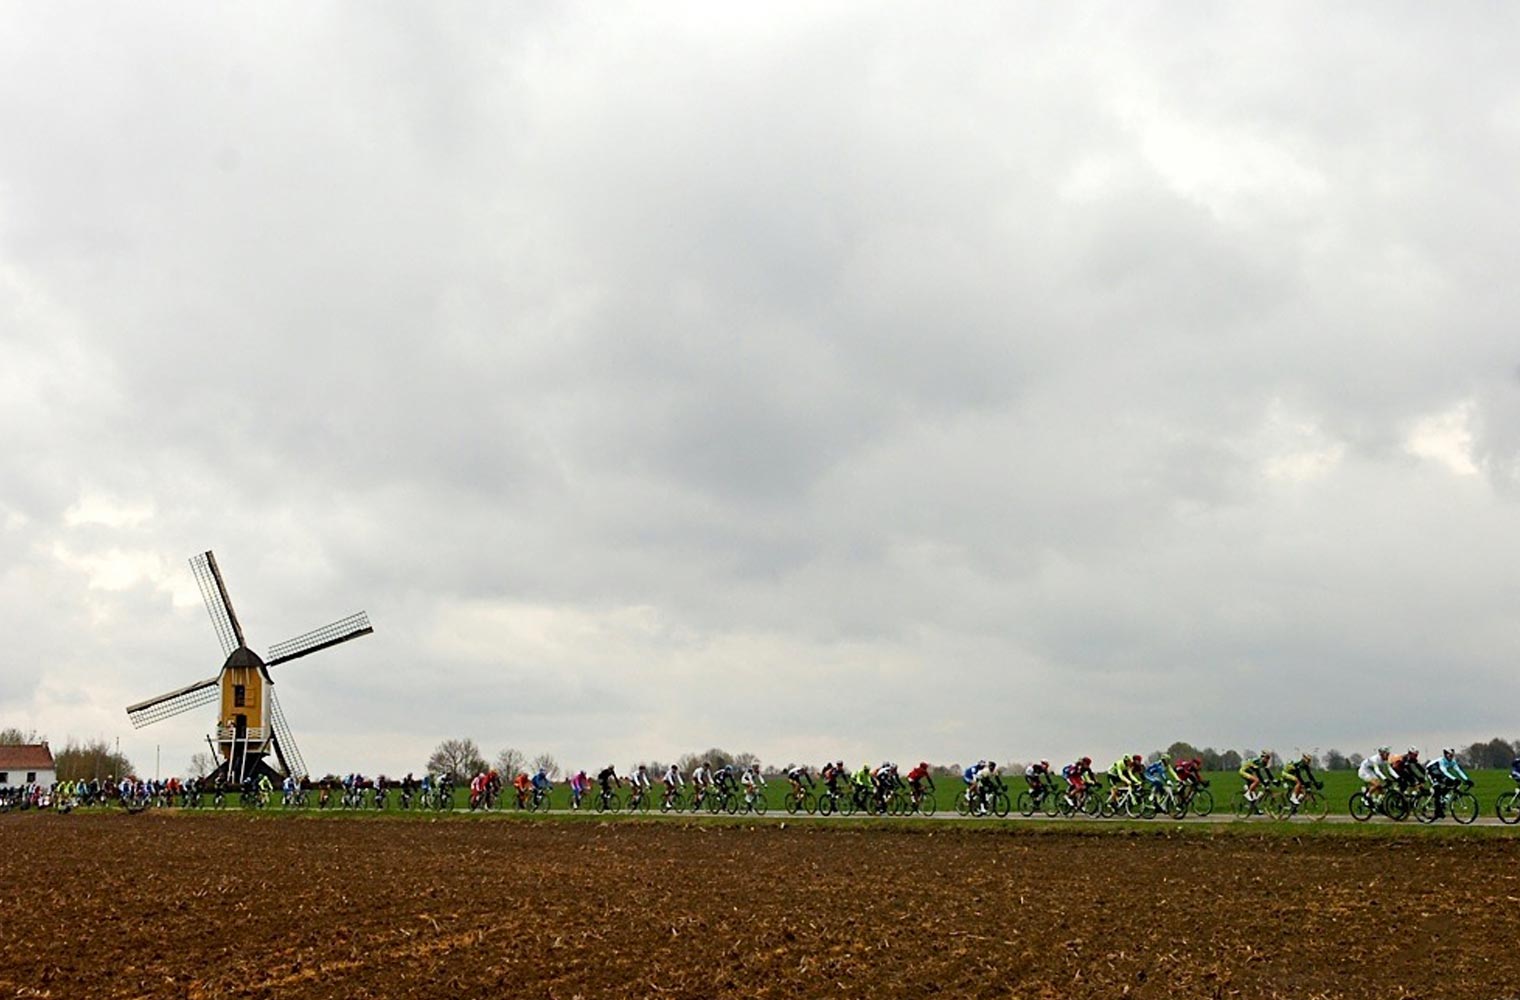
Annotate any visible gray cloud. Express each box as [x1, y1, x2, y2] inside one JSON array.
[[3, 4, 1520, 776]]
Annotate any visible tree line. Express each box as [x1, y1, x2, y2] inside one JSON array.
[[423, 735, 1520, 784]]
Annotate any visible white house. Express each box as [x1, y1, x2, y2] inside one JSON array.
[[0, 742, 56, 787]]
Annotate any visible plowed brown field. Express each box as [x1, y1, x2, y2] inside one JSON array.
[[1, 813, 1515, 999]]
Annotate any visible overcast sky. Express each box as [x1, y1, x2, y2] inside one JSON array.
[[3, 4, 1519, 778]]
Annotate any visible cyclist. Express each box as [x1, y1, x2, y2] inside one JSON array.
[[529, 766, 553, 808], [512, 770, 532, 809], [872, 762, 899, 811], [1105, 756, 1137, 807], [596, 764, 621, 809], [906, 761, 935, 810], [1238, 752, 1273, 803], [256, 772, 274, 808], [740, 764, 764, 811], [1174, 756, 1204, 789], [1024, 760, 1053, 805], [852, 762, 875, 810], [1427, 748, 1470, 819], [1062, 757, 1098, 808], [785, 764, 813, 805], [689, 761, 712, 809], [713, 763, 737, 802], [1357, 746, 1394, 803], [1281, 753, 1321, 807], [975, 762, 1002, 815], [569, 769, 588, 810], [963, 760, 990, 813], [1389, 748, 1426, 795], [819, 761, 846, 807], [662, 762, 685, 809], [629, 764, 653, 807], [1142, 755, 1179, 805]]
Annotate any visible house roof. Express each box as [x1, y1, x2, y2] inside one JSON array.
[[0, 744, 55, 770]]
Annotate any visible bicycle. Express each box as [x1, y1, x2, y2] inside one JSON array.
[[594, 785, 623, 814], [1230, 782, 1281, 820], [1274, 781, 1330, 821], [1055, 784, 1104, 818], [1496, 782, 1520, 825], [626, 784, 652, 814], [784, 786, 817, 815], [1174, 780, 1214, 818], [661, 785, 689, 814], [1413, 782, 1478, 825], [1017, 782, 1062, 819], [957, 780, 1011, 818], [1349, 785, 1410, 822], [530, 785, 553, 813], [1104, 782, 1158, 819], [815, 785, 853, 817]]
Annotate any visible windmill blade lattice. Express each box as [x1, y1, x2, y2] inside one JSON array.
[[268, 690, 309, 781], [266, 612, 373, 667], [126, 676, 221, 729], [190, 551, 245, 655]]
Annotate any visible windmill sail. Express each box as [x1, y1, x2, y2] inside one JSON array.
[[268, 690, 309, 781], [127, 675, 221, 728], [266, 612, 372, 667], [191, 551, 245, 655]]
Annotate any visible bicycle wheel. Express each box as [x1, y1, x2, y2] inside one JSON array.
[[724, 792, 739, 816], [803, 792, 817, 815], [1232, 792, 1253, 819], [1191, 788, 1214, 818], [992, 791, 1011, 819], [839, 792, 857, 817], [1450, 791, 1478, 825], [1301, 790, 1329, 821], [1414, 792, 1437, 824], [1041, 792, 1062, 818], [955, 792, 971, 817], [817, 793, 834, 817], [785, 792, 802, 815], [1383, 789, 1410, 821], [1016, 791, 1035, 818], [752, 792, 768, 815], [1348, 791, 1373, 822], [919, 792, 938, 817], [1497, 790, 1520, 825]]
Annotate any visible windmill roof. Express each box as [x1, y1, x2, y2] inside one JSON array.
[[0, 744, 55, 770]]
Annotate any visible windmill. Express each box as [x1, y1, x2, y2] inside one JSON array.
[[126, 551, 374, 785]]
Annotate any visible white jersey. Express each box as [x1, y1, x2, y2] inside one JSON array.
[[1358, 754, 1386, 782], [692, 766, 710, 787], [665, 765, 683, 787]]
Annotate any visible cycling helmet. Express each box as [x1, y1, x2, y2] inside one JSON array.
[[1407, 746, 1419, 757], [1442, 747, 1455, 757], [1377, 746, 1391, 757], [1159, 753, 1171, 763], [1081, 756, 1092, 766], [919, 762, 929, 770], [1131, 754, 1142, 765], [1040, 760, 1049, 768]]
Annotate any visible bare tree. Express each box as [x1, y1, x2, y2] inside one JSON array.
[[427, 738, 487, 783], [530, 753, 560, 780], [53, 738, 134, 782], [0, 727, 42, 745], [187, 752, 217, 779], [495, 746, 526, 777]]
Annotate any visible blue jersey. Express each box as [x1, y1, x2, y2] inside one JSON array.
[[1144, 762, 1166, 781]]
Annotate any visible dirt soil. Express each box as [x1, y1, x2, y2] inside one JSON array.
[[1, 814, 1516, 999]]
